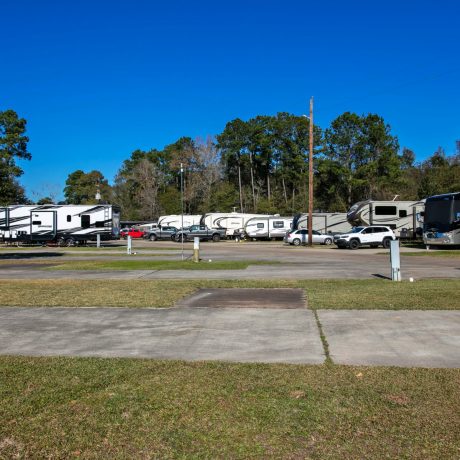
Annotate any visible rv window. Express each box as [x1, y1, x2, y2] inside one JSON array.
[[399, 210, 407, 218], [81, 215, 91, 228], [273, 221, 284, 228], [257, 223, 264, 229], [67, 215, 72, 222], [375, 206, 397, 215], [32, 221, 41, 225], [95, 221, 105, 228]]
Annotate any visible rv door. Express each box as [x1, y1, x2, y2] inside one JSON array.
[[31, 210, 57, 240]]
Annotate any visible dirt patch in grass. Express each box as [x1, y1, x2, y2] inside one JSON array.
[[0, 357, 458, 458]]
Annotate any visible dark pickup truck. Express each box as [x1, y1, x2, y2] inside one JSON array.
[[175, 225, 226, 242], [144, 226, 177, 241]]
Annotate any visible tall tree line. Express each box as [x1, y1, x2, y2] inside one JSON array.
[[2, 108, 459, 216], [0, 110, 31, 205]]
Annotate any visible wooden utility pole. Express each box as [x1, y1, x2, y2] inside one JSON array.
[[180, 163, 184, 261], [308, 97, 314, 246]]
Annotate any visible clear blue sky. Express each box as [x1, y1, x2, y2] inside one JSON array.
[[2, 0, 459, 201]]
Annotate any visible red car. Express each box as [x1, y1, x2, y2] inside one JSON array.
[[120, 228, 145, 239]]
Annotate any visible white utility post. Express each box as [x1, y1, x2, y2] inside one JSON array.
[[390, 240, 401, 281], [127, 235, 132, 255], [193, 237, 200, 263]]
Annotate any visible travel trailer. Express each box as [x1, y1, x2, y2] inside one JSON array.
[[347, 199, 424, 238], [423, 192, 460, 246], [0, 204, 120, 245], [244, 216, 293, 240], [157, 214, 202, 229], [138, 222, 159, 233], [292, 213, 351, 234], [200, 212, 269, 237]]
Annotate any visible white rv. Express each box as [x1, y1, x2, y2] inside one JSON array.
[[200, 212, 269, 237], [293, 213, 351, 234], [347, 199, 424, 238], [157, 214, 202, 229], [244, 216, 293, 240], [0, 204, 120, 245]]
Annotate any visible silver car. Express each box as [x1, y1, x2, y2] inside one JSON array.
[[285, 229, 334, 246]]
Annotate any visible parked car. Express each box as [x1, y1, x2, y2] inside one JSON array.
[[144, 226, 177, 241], [175, 225, 226, 242], [121, 228, 145, 239], [334, 226, 396, 249], [285, 229, 334, 246]]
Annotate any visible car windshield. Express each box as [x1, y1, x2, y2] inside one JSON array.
[[351, 226, 365, 233]]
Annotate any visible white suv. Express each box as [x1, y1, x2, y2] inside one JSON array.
[[334, 226, 396, 249]]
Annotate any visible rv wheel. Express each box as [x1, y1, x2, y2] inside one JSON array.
[[57, 237, 66, 247], [65, 238, 75, 247]]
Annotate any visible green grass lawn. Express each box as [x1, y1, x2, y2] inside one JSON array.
[[45, 260, 276, 270], [0, 357, 458, 459], [1, 280, 459, 457], [0, 279, 458, 309]]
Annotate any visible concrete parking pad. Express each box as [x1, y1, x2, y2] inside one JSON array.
[[319, 310, 460, 368], [0, 307, 324, 364], [176, 288, 306, 309]]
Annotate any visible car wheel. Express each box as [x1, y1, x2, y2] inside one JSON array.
[[212, 234, 221, 242], [65, 237, 75, 247], [292, 238, 301, 246], [171, 235, 176, 241], [323, 237, 332, 245], [348, 239, 360, 250], [382, 238, 391, 249], [149, 234, 157, 241]]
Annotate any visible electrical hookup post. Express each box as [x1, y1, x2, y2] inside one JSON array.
[[390, 240, 401, 281], [127, 235, 132, 255], [193, 237, 200, 263]]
